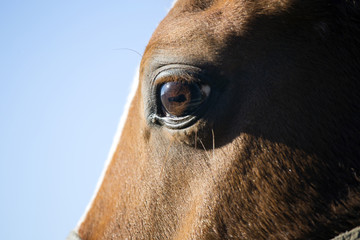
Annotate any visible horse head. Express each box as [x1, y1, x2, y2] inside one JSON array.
[[70, 1, 360, 239]]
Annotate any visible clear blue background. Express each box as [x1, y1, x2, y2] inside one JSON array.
[[0, 1, 173, 239]]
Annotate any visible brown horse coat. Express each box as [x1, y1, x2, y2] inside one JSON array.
[[72, 0, 360, 239]]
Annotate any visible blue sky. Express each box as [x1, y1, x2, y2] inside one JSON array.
[[0, 1, 173, 239]]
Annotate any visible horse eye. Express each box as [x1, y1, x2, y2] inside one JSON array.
[[160, 82, 210, 117]]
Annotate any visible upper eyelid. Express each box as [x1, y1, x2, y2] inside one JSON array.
[[150, 64, 204, 85], [154, 72, 202, 86]]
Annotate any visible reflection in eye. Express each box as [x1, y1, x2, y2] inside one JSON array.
[[160, 81, 210, 117]]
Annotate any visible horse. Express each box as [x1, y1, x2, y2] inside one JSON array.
[[68, 0, 360, 239]]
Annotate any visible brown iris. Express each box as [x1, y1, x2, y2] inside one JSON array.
[[160, 82, 210, 117]]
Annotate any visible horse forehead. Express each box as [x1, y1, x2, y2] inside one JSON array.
[[170, 0, 291, 14], [157, 0, 292, 33], [150, 0, 246, 47], [142, 0, 292, 66]]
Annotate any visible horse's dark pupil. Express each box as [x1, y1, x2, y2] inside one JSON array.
[[160, 81, 203, 117], [168, 95, 186, 103]]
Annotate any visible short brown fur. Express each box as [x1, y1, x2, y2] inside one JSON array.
[[79, 0, 360, 239]]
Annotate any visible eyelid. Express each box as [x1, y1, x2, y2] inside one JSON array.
[[151, 64, 204, 86], [155, 72, 201, 86]]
